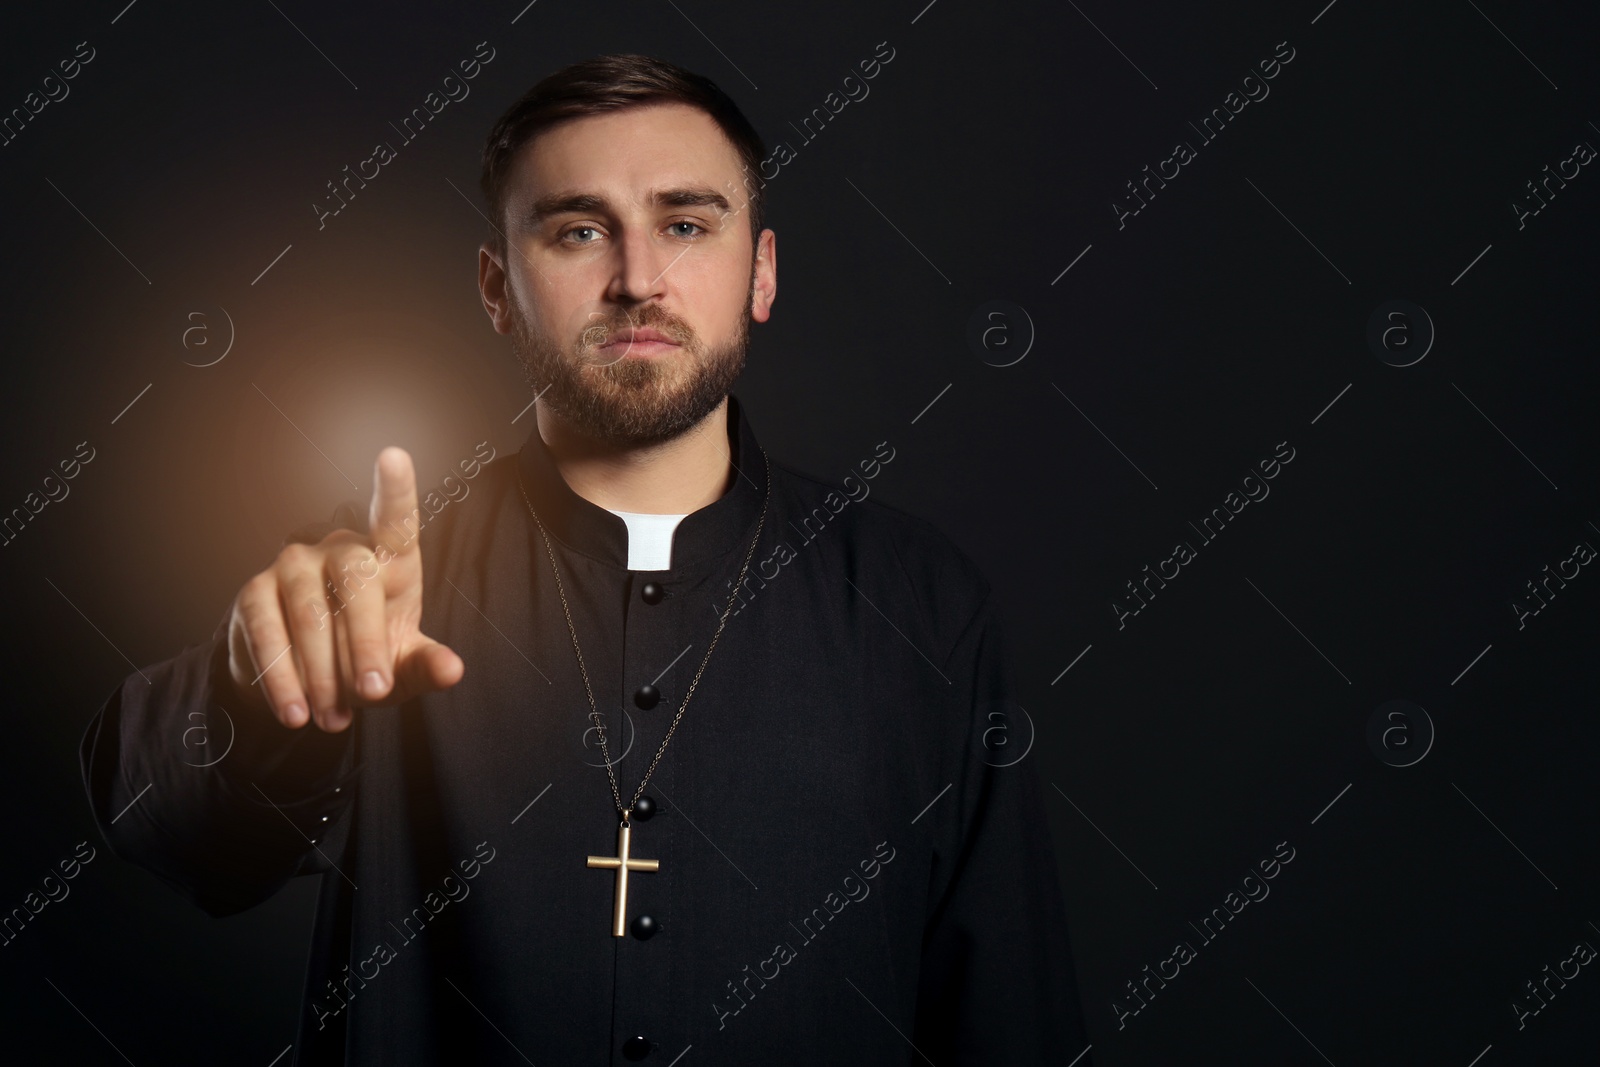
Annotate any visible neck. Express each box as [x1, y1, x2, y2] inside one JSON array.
[[536, 398, 733, 514]]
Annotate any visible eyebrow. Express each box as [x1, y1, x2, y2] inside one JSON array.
[[522, 186, 733, 228]]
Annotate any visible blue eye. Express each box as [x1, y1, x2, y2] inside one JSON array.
[[563, 226, 600, 244], [668, 221, 705, 238]]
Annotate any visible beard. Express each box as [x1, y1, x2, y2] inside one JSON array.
[[508, 274, 751, 447]]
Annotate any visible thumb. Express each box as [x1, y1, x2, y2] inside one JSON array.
[[395, 637, 465, 697]]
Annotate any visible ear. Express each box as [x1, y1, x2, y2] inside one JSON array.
[[478, 242, 514, 335], [750, 228, 777, 324]]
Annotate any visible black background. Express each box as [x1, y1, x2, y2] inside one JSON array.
[[2, 0, 1597, 1063]]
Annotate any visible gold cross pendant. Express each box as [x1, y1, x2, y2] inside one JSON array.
[[587, 816, 659, 937]]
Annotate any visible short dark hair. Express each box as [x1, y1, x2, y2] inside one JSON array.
[[480, 53, 767, 259]]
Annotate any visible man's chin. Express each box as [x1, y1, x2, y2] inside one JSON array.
[[582, 352, 677, 391], [546, 372, 731, 446]]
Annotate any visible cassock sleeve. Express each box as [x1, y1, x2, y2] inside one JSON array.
[[912, 589, 1094, 1064], [78, 503, 365, 917]]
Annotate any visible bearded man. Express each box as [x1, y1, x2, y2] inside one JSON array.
[[81, 53, 1092, 1067]]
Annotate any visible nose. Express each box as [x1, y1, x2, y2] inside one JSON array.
[[606, 224, 671, 305]]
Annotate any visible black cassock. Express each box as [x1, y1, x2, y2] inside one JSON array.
[[81, 394, 1092, 1065]]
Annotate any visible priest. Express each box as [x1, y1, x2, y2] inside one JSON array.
[[80, 53, 1092, 1065]]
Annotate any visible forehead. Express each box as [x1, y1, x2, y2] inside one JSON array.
[[506, 102, 748, 214]]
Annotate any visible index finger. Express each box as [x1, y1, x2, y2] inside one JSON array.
[[368, 446, 421, 560]]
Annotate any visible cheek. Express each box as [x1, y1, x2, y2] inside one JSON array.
[[522, 275, 597, 341], [674, 254, 751, 339]]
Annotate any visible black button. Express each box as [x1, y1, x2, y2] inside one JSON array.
[[622, 1035, 652, 1060], [640, 581, 664, 605], [630, 914, 658, 940], [632, 795, 656, 821], [634, 684, 660, 710]]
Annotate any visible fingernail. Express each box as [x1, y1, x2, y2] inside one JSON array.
[[361, 671, 386, 699], [286, 702, 307, 727]]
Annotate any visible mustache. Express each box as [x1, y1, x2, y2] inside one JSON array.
[[577, 310, 692, 352]]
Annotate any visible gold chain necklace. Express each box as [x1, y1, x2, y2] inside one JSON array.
[[515, 450, 771, 935]]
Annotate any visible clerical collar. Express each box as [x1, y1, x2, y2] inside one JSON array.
[[604, 510, 686, 571], [515, 392, 770, 572]]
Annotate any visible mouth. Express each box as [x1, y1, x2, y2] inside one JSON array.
[[598, 329, 681, 358]]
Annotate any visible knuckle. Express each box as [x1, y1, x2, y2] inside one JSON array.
[[330, 542, 380, 575], [278, 541, 315, 569], [239, 596, 286, 640], [349, 636, 388, 668], [242, 571, 276, 601], [290, 594, 333, 632], [260, 673, 292, 700], [237, 575, 278, 623], [320, 527, 363, 549]]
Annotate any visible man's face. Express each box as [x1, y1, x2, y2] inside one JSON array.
[[481, 101, 776, 446]]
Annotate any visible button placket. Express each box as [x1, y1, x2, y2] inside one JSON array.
[[614, 573, 687, 1061]]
